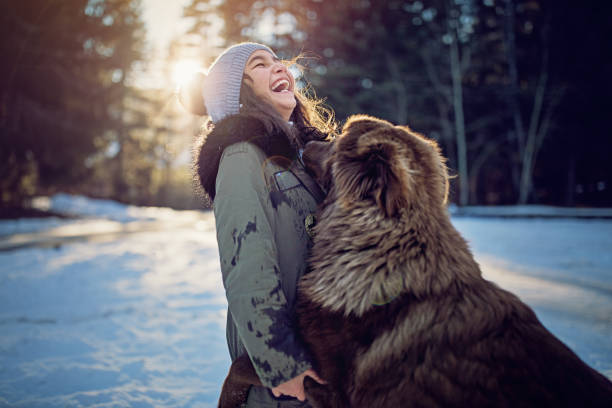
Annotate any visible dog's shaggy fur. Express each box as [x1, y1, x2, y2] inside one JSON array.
[[219, 115, 612, 408]]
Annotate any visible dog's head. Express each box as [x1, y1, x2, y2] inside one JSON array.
[[304, 114, 449, 217]]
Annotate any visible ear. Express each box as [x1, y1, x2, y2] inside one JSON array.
[[427, 138, 450, 205], [399, 125, 450, 206], [302, 140, 333, 186], [337, 134, 410, 218], [360, 140, 409, 218], [178, 71, 208, 116]]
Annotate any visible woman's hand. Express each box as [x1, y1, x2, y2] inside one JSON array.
[[271, 369, 326, 401]]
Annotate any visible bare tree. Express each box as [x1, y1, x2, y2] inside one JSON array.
[[448, 24, 469, 206], [418, 0, 474, 206], [503, 0, 564, 204]]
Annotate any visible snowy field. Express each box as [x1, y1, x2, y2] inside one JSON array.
[[0, 194, 611, 407]]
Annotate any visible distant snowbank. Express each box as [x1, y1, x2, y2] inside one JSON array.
[[32, 193, 164, 222], [0, 194, 209, 238], [0, 216, 71, 236]]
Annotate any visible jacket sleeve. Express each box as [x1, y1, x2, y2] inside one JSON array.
[[213, 142, 313, 388]]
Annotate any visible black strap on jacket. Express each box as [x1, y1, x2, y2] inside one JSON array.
[[289, 161, 326, 204]]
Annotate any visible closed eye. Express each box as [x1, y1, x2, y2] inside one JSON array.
[[248, 55, 271, 69]]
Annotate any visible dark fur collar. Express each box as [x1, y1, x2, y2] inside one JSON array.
[[196, 114, 296, 201]]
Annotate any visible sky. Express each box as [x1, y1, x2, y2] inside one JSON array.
[[141, 0, 193, 52], [137, 0, 223, 90], [130, 0, 198, 90]]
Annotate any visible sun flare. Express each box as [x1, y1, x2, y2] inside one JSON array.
[[171, 59, 202, 89]]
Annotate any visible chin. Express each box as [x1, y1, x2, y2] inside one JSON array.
[[273, 100, 296, 120]]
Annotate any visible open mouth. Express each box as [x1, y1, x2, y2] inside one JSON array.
[[271, 79, 291, 93]]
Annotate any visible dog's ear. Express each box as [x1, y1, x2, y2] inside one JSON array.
[[399, 126, 450, 206], [336, 127, 411, 218], [359, 138, 409, 218]]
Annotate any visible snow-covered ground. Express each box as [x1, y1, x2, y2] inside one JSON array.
[[0, 194, 611, 407]]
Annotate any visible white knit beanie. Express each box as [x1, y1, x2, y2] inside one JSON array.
[[201, 42, 276, 123]]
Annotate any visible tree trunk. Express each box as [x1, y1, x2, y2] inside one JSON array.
[[385, 53, 408, 125], [503, 0, 527, 198], [449, 31, 469, 206], [503, 0, 526, 157], [419, 47, 456, 172], [518, 41, 550, 204]]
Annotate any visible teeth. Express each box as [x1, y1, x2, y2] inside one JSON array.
[[273, 79, 290, 92]]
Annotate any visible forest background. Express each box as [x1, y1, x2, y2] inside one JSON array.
[[2, 0, 610, 213]]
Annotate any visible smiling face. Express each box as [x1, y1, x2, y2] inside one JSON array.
[[243, 49, 296, 121]]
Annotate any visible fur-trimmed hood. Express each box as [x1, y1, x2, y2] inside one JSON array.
[[196, 114, 297, 201]]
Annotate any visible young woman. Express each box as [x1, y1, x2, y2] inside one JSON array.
[[179, 42, 335, 407]]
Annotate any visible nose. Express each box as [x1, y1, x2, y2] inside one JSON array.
[[273, 61, 287, 74]]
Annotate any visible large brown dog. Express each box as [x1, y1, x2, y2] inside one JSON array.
[[219, 115, 612, 407]]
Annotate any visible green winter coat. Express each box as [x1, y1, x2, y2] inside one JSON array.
[[199, 115, 323, 407]]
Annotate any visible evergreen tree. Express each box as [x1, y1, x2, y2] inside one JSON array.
[[0, 0, 145, 209]]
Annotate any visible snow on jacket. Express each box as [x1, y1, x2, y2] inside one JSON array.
[[197, 114, 322, 406]]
